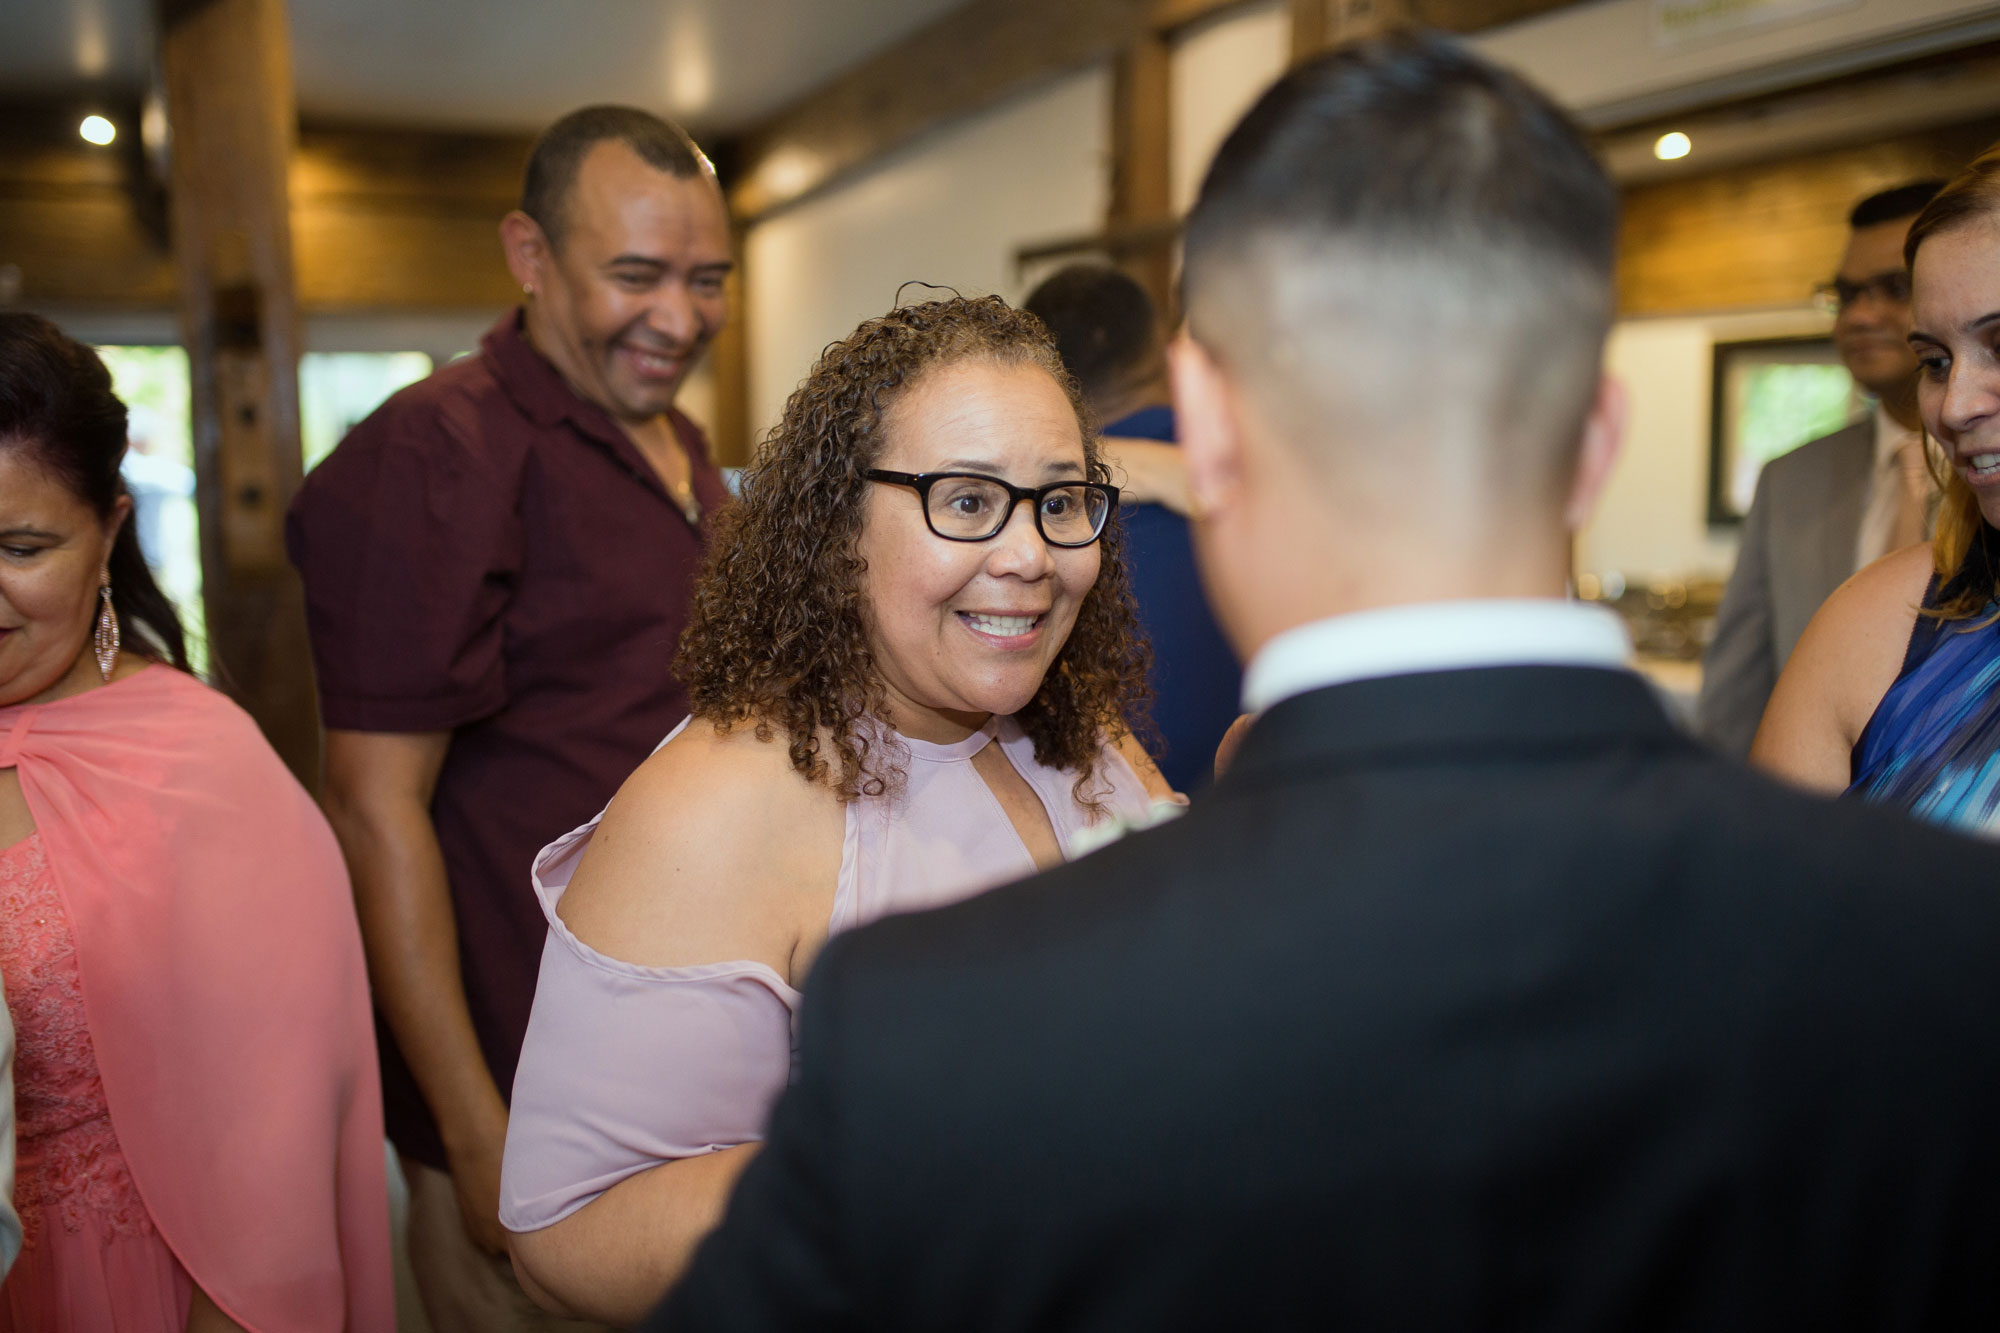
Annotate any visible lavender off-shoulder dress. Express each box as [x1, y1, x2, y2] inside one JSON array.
[[498, 713, 1169, 1234]]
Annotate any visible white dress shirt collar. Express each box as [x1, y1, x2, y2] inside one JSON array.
[[1241, 598, 1633, 714], [1873, 401, 1920, 467]]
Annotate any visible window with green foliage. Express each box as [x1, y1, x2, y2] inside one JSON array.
[[95, 345, 207, 675], [89, 345, 441, 678], [301, 352, 433, 471], [1711, 339, 1861, 522], [1735, 364, 1855, 484]]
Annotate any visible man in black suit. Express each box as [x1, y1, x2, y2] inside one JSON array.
[[650, 33, 2000, 1330]]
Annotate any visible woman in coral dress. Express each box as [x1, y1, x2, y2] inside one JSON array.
[[0, 313, 394, 1331]]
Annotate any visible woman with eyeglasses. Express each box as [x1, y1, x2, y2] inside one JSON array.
[[498, 295, 1176, 1323], [1754, 143, 2000, 833]]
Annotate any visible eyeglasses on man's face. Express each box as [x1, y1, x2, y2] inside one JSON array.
[[1812, 270, 1912, 315], [863, 470, 1119, 548]]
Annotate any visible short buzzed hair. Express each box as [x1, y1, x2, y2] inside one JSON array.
[[522, 105, 711, 250], [1182, 32, 1618, 506], [1023, 265, 1161, 409]]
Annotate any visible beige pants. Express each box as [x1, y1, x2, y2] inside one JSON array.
[[401, 1156, 612, 1333]]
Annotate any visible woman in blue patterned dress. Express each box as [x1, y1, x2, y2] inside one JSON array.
[[1755, 143, 2000, 835]]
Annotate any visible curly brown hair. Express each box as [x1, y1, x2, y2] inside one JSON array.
[[676, 294, 1151, 808]]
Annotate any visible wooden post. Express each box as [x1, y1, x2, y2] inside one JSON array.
[[708, 230, 753, 467], [159, 0, 320, 786], [1109, 33, 1175, 322]]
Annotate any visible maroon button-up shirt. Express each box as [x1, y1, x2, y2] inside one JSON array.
[[286, 310, 730, 1168]]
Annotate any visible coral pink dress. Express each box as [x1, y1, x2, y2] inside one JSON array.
[[0, 666, 394, 1331], [0, 833, 192, 1330]]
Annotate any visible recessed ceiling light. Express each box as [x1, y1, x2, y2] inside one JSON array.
[[79, 115, 116, 146], [1654, 131, 1691, 161]]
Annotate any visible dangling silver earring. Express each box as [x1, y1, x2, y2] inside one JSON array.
[[94, 578, 119, 680]]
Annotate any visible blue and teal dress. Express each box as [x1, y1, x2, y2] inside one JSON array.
[[1849, 525, 2000, 836]]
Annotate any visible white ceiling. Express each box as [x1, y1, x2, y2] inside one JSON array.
[[6, 0, 967, 137]]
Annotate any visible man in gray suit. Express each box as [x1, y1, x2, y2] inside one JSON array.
[[1697, 182, 1942, 757]]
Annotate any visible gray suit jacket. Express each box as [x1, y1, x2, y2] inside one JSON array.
[[1696, 420, 1873, 757]]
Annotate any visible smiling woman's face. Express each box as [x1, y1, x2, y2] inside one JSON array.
[[0, 445, 124, 708], [856, 357, 1101, 742], [1910, 218, 2000, 526]]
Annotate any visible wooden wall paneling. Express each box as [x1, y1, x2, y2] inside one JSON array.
[[290, 122, 528, 310], [159, 0, 320, 784], [0, 115, 532, 314], [1617, 116, 2000, 316], [0, 112, 177, 307]]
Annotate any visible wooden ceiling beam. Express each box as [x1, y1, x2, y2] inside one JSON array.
[[728, 0, 1586, 224], [727, 0, 1158, 223]]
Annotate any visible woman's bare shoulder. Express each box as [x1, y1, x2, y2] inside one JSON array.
[[1752, 542, 1936, 791], [1811, 541, 1936, 650], [555, 717, 845, 973]]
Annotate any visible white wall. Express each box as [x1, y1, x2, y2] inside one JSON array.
[[743, 65, 1112, 445], [1169, 0, 1289, 214], [1582, 307, 1840, 582], [738, 0, 1969, 578]]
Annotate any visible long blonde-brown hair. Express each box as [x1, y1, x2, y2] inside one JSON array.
[[1908, 140, 2000, 620]]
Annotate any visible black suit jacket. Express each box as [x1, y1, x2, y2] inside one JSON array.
[[653, 667, 2000, 1331]]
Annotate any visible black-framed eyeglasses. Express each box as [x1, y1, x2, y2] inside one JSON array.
[[863, 470, 1119, 547], [1812, 270, 1911, 315]]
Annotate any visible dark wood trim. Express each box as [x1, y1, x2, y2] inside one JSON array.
[[1017, 216, 1184, 270]]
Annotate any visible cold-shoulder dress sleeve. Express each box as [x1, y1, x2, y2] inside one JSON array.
[[500, 714, 1167, 1233], [498, 805, 806, 1232]]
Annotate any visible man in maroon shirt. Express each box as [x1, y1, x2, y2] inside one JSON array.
[[286, 106, 732, 1330]]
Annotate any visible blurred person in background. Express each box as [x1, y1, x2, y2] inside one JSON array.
[[1026, 264, 1241, 792], [1754, 146, 2000, 835], [0, 313, 391, 1331], [116, 406, 194, 576], [651, 38, 2000, 1332], [286, 104, 731, 1330], [1698, 182, 1943, 756], [499, 295, 1174, 1324]]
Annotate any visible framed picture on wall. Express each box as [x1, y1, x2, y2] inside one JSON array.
[[1708, 336, 1863, 524]]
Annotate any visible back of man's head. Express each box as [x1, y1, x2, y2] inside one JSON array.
[[1182, 32, 1618, 519], [522, 105, 710, 251], [1023, 265, 1163, 418]]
